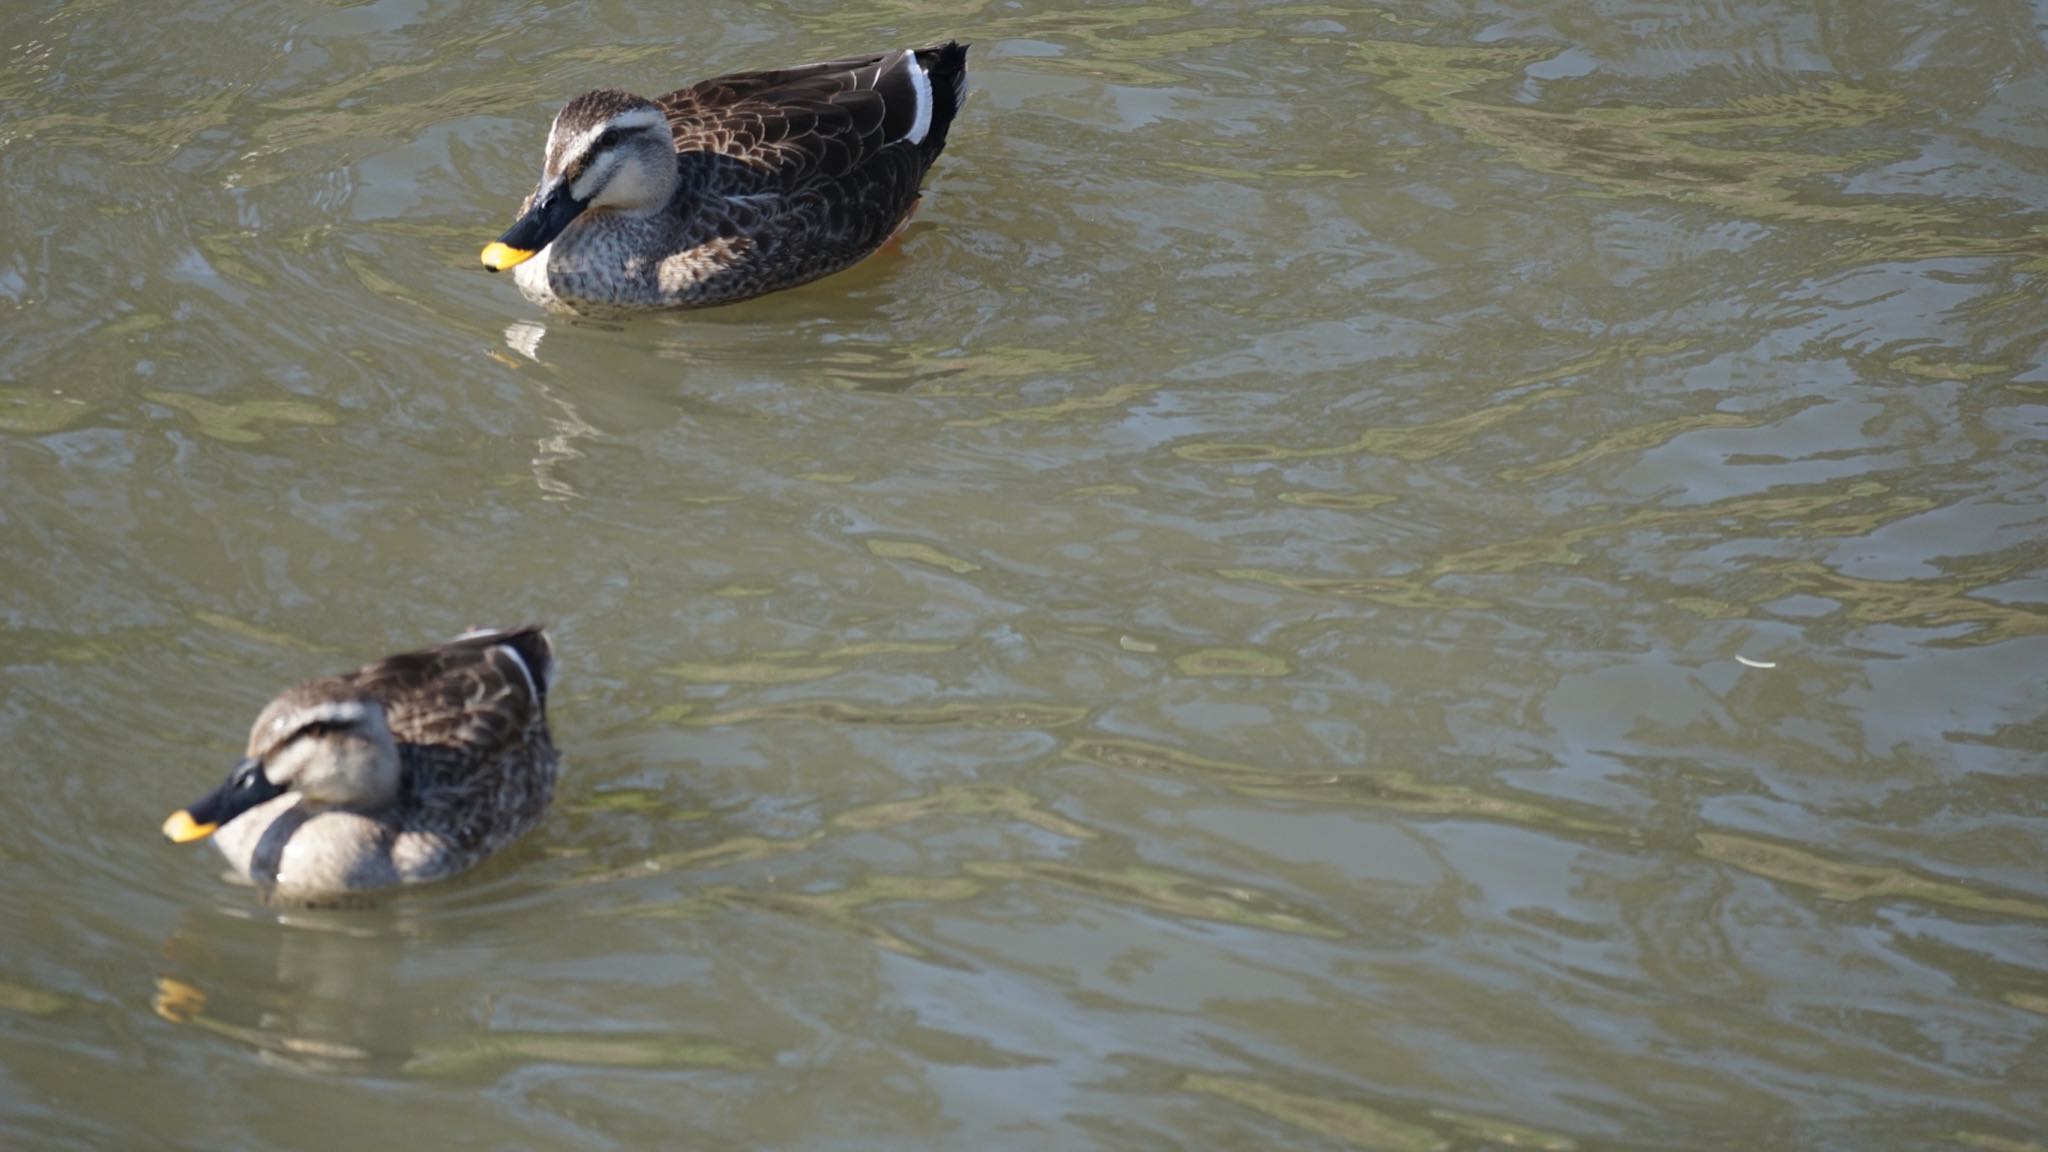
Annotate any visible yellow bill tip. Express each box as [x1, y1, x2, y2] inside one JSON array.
[[481, 242, 536, 272], [161, 810, 217, 844], [153, 977, 208, 1023]]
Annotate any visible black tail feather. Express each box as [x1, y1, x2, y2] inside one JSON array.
[[915, 41, 969, 156]]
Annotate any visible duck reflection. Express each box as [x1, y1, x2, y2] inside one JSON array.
[[154, 907, 419, 1074]]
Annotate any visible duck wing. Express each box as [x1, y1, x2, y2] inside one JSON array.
[[341, 625, 554, 764], [657, 42, 968, 186]]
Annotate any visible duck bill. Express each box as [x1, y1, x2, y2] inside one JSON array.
[[481, 188, 587, 272], [162, 757, 286, 843]]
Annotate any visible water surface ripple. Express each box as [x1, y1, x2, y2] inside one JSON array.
[[2, 0, 2045, 1148]]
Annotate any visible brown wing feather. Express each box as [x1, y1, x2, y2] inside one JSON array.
[[335, 625, 550, 768], [331, 626, 556, 853], [655, 47, 949, 185]]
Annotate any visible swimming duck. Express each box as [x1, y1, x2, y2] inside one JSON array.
[[480, 41, 969, 312], [162, 626, 560, 902]]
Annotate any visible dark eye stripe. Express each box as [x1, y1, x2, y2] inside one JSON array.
[[558, 122, 646, 187]]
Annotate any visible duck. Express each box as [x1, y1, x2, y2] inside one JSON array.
[[479, 41, 969, 313], [162, 626, 560, 903]]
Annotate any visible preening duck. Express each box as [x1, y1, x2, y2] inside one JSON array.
[[480, 42, 969, 312], [162, 626, 560, 903]]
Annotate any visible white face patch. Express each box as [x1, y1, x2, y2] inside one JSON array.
[[569, 152, 621, 203], [293, 700, 370, 729], [548, 104, 664, 176], [564, 107, 665, 168], [562, 106, 671, 208]]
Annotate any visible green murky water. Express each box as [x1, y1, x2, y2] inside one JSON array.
[[3, 0, 2046, 1147]]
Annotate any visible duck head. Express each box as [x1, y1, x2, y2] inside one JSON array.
[[481, 92, 680, 271], [162, 697, 401, 843]]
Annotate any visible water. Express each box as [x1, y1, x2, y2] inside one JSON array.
[[3, 0, 2045, 1147]]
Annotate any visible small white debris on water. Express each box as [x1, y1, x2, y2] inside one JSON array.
[[1735, 655, 1776, 669]]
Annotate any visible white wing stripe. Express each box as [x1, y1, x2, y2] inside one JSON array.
[[905, 54, 934, 145], [495, 643, 540, 703]]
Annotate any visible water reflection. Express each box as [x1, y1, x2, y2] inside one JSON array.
[[154, 909, 416, 1074]]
